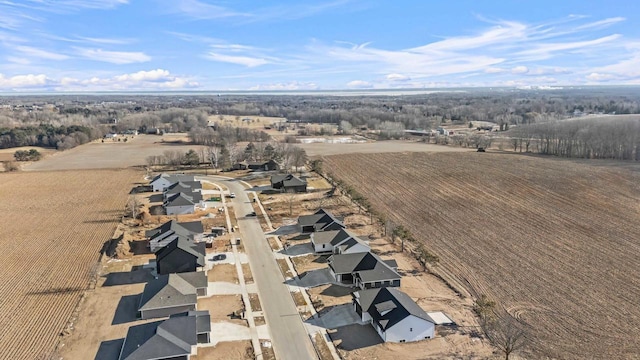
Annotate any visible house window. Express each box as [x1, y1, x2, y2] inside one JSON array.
[[410, 328, 413, 332], [400, 340, 406, 343]]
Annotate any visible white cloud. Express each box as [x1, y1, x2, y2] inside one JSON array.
[[511, 66, 529, 74], [386, 73, 410, 81], [0, 69, 198, 90], [516, 34, 621, 60], [164, 0, 249, 20], [0, 73, 50, 88], [206, 52, 269, 67], [346, 80, 372, 89], [586, 72, 618, 81], [75, 48, 151, 64], [248, 81, 318, 91], [16, 46, 69, 60], [485, 67, 506, 73], [575, 17, 625, 30]]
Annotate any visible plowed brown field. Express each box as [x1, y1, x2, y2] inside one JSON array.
[[323, 152, 640, 359], [0, 169, 141, 360]]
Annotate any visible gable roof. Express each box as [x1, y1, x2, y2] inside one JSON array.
[[119, 312, 202, 360], [298, 209, 344, 230], [165, 193, 196, 207], [145, 220, 203, 239], [138, 273, 200, 311], [150, 173, 195, 185], [155, 238, 205, 267], [335, 236, 370, 253], [271, 174, 307, 187], [328, 252, 400, 282], [354, 287, 434, 331], [170, 310, 211, 334], [166, 181, 202, 192]]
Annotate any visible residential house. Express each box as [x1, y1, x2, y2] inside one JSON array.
[[310, 228, 370, 254], [328, 252, 401, 290], [155, 238, 205, 275], [297, 208, 345, 233], [163, 181, 202, 201], [164, 192, 198, 215], [137, 272, 207, 319], [146, 220, 204, 252], [119, 310, 210, 360], [231, 160, 249, 170], [353, 287, 435, 343], [270, 174, 307, 193], [249, 159, 280, 171], [150, 173, 196, 192]]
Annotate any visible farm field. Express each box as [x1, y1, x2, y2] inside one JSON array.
[[24, 134, 204, 171], [323, 152, 640, 359], [0, 169, 141, 360], [300, 140, 471, 156]]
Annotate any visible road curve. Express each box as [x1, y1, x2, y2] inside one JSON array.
[[204, 176, 317, 360]]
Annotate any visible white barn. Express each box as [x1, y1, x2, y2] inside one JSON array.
[[353, 287, 435, 343]]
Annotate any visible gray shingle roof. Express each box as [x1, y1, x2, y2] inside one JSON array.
[[328, 252, 400, 282], [298, 208, 344, 230], [138, 273, 199, 311], [165, 192, 196, 207], [271, 174, 307, 187], [354, 287, 434, 331], [155, 238, 205, 267], [145, 220, 203, 239], [119, 312, 202, 360]]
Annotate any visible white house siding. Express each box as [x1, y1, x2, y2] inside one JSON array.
[[312, 239, 332, 253], [151, 178, 172, 192], [383, 315, 434, 343], [166, 205, 196, 215]]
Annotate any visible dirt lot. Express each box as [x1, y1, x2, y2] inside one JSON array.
[[324, 152, 640, 359], [58, 256, 155, 360], [193, 341, 254, 360], [207, 264, 239, 284], [291, 254, 329, 273], [198, 295, 247, 326], [24, 134, 205, 171], [0, 169, 141, 359]]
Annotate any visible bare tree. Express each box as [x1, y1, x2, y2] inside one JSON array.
[[481, 316, 528, 360], [126, 195, 142, 219], [291, 146, 308, 174], [208, 145, 221, 172]]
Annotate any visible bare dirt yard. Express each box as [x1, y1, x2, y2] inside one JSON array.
[[208, 263, 239, 284], [0, 169, 141, 360], [193, 341, 254, 360], [198, 295, 247, 326], [323, 152, 640, 359], [25, 134, 205, 171]]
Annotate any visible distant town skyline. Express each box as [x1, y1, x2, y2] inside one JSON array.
[[0, 0, 638, 91]]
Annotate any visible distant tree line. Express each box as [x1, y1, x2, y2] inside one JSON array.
[[0, 124, 103, 150], [510, 117, 640, 160]]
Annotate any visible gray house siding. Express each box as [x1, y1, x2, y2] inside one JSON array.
[[140, 304, 196, 320]]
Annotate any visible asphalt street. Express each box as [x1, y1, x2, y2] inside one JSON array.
[[207, 176, 318, 360]]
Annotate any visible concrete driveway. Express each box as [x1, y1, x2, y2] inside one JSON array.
[[279, 242, 313, 257], [305, 304, 362, 331], [204, 251, 248, 270], [289, 268, 334, 288], [267, 224, 299, 236]]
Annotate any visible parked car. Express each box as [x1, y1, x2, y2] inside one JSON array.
[[247, 211, 256, 217], [477, 147, 486, 152], [229, 192, 236, 198], [212, 254, 227, 261]]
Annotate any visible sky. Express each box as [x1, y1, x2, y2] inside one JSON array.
[[0, 0, 639, 91]]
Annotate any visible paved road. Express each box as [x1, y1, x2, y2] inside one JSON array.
[[206, 176, 318, 360]]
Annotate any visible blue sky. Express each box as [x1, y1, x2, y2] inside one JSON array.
[[0, 0, 639, 91]]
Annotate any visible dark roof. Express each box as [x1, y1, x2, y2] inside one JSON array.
[[166, 181, 202, 192], [165, 193, 196, 207], [354, 287, 434, 331], [138, 273, 201, 311], [150, 173, 196, 184], [145, 220, 203, 239], [170, 310, 211, 334], [328, 252, 400, 282], [312, 229, 347, 245], [336, 236, 370, 253], [298, 209, 344, 230], [155, 238, 205, 267], [119, 313, 201, 360], [271, 174, 307, 187]]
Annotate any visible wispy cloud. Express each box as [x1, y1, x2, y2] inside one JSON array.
[[22, 0, 129, 12], [16, 45, 69, 60], [205, 52, 270, 67], [162, 0, 249, 20], [75, 48, 151, 64]]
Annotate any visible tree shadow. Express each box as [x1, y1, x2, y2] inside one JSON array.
[[103, 269, 153, 286], [112, 294, 141, 325], [149, 205, 165, 215], [330, 324, 383, 351], [94, 338, 124, 360], [128, 240, 152, 255], [84, 218, 117, 224], [130, 185, 153, 194]]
